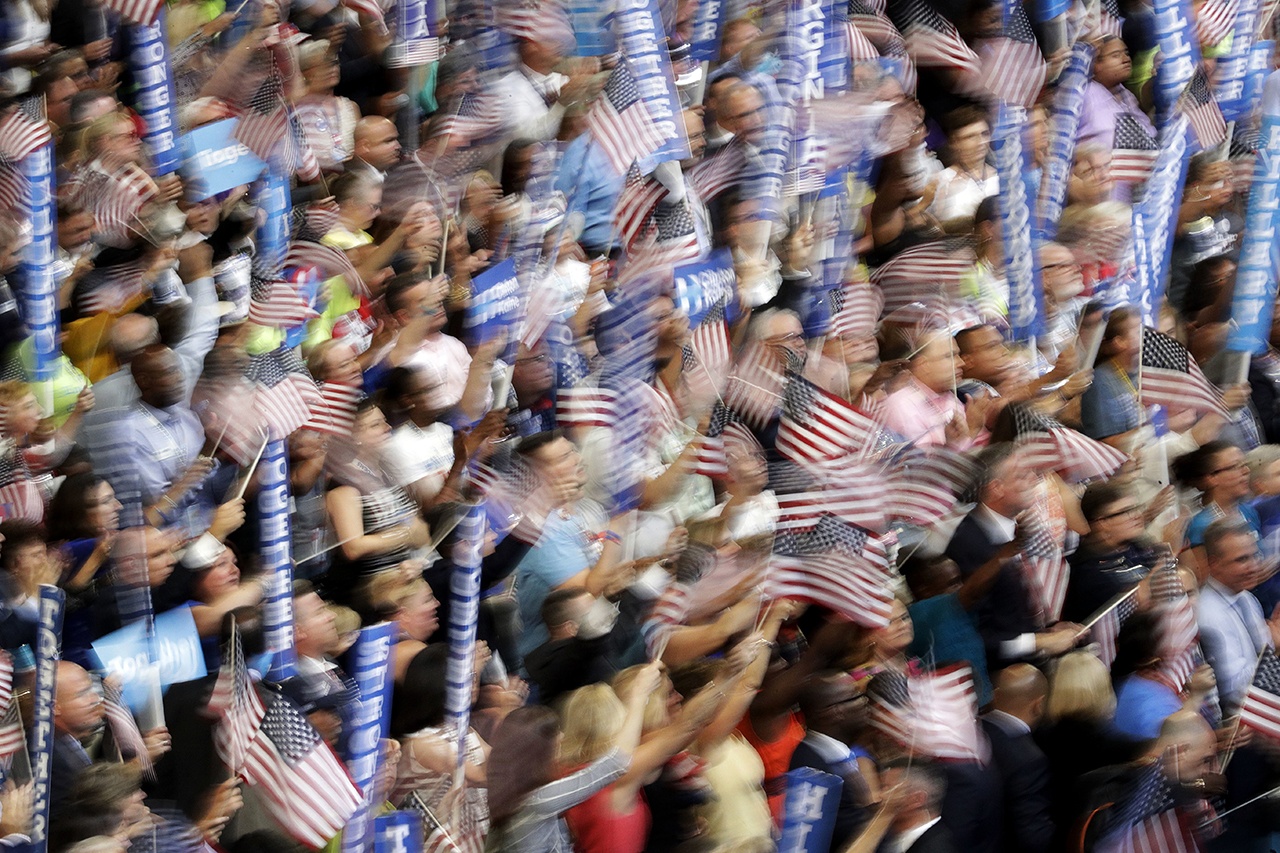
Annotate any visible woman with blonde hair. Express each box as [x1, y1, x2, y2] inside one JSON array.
[[1035, 651, 1141, 848], [361, 568, 439, 684], [559, 678, 720, 853]]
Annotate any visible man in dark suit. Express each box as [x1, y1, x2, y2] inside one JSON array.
[[788, 672, 874, 851], [945, 443, 1081, 669], [51, 661, 107, 817], [981, 664, 1055, 852]]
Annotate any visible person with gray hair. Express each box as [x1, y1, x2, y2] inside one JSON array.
[[1197, 518, 1279, 710]]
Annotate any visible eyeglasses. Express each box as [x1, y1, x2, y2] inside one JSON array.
[[1097, 505, 1142, 522]]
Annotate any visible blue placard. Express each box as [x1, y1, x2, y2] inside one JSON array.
[[1034, 41, 1093, 242], [572, 0, 615, 55], [463, 258, 520, 355], [340, 622, 396, 853], [1133, 116, 1193, 328], [614, 0, 692, 174], [179, 119, 267, 201], [373, 811, 424, 853], [673, 248, 739, 326], [30, 586, 65, 853], [1227, 73, 1280, 353], [129, 10, 180, 176], [783, 0, 828, 102], [259, 439, 296, 681], [92, 605, 208, 710], [256, 166, 291, 279], [689, 0, 726, 61], [1151, 0, 1200, 117], [778, 767, 843, 853], [447, 505, 484, 778], [993, 105, 1044, 340], [19, 141, 57, 384], [1214, 0, 1261, 120]]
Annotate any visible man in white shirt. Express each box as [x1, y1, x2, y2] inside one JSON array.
[[1198, 518, 1279, 711], [491, 5, 590, 142]]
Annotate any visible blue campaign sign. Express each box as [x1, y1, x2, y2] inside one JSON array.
[[1133, 117, 1192, 328], [340, 622, 396, 853], [778, 767, 843, 853], [614, 0, 692, 173], [259, 439, 296, 681], [1228, 72, 1280, 354], [572, 0, 615, 55], [179, 119, 267, 201], [373, 811, 423, 853], [1034, 41, 1093, 242], [689, 0, 725, 61], [1213, 0, 1261, 120], [129, 10, 180, 176], [1151, 0, 1199, 116], [993, 105, 1044, 341], [31, 586, 65, 853], [92, 605, 207, 711], [463, 258, 520, 354], [19, 140, 57, 383], [673, 249, 739, 327]]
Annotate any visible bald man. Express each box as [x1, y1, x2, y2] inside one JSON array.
[[52, 661, 106, 815], [981, 665, 1054, 853], [350, 116, 401, 177]]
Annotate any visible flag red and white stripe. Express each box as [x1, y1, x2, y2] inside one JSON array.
[[1241, 648, 1280, 741], [247, 279, 321, 329], [556, 385, 618, 429], [103, 0, 165, 24], [0, 109, 50, 161], [303, 383, 363, 437], [1140, 327, 1229, 417], [776, 375, 879, 464]]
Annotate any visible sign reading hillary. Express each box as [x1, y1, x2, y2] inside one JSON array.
[[1228, 72, 1280, 354], [779, 768, 843, 853]]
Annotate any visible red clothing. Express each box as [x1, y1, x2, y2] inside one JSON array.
[[565, 779, 650, 853], [737, 711, 806, 826]]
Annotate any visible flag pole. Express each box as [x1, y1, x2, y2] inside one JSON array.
[[1220, 645, 1269, 772], [1074, 585, 1141, 640]]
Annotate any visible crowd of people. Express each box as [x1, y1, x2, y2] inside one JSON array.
[[0, 0, 1272, 850]]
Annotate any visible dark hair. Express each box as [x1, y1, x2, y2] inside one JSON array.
[[940, 105, 989, 137], [391, 644, 448, 736], [381, 365, 427, 427], [1110, 609, 1163, 681], [974, 195, 999, 226], [971, 442, 1017, 502], [499, 139, 539, 197], [46, 473, 110, 542], [487, 705, 562, 826], [1095, 307, 1135, 365], [901, 554, 956, 598], [1204, 518, 1256, 561], [0, 522, 45, 572], [1079, 481, 1132, 523], [51, 762, 143, 850], [1172, 440, 1235, 487], [383, 271, 432, 316], [330, 170, 378, 205], [516, 430, 566, 460], [541, 586, 589, 629]]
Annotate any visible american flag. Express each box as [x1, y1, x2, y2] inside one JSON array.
[[1110, 115, 1161, 183], [881, 446, 977, 527], [70, 164, 156, 246], [829, 283, 883, 340], [241, 692, 363, 848], [1091, 590, 1139, 667], [0, 163, 26, 216], [434, 93, 503, 147], [284, 240, 363, 293], [978, 0, 1046, 108], [1097, 761, 1197, 853], [767, 513, 894, 627], [0, 652, 22, 768], [1240, 647, 1280, 741], [555, 384, 619, 429], [247, 279, 321, 329], [104, 678, 154, 781], [689, 141, 749, 202], [1197, 0, 1240, 46], [894, 0, 982, 78], [103, 0, 165, 25], [248, 348, 324, 441], [723, 342, 785, 429], [692, 403, 732, 479], [208, 622, 265, 776], [1018, 508, 1070, 624], [614, 168, 666, 252], [846, 19, 882, 60], [776, 373, 878, 463], [637, 198, 704, 268], [1098, 0, 1125, 35], [690, 300, 733, 379], [234, 69, 291, 166], [1010, 404, 1128, 483], [587, 62, 670, 175], [340, 0, 385, 22], [775, 463, 889, 533], [870, 238, 977, 315], [912, 666, 987, 762], [1140, 327, 1228, 417], [868, 668, 914, 745], [1150, 559, 1201, 693], [1177, 68, 1228, 151], [642, 579, 693, 656], [0, 445, 42, 523], [303, 382, 363, 437], [0, 109, 50, 161]]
